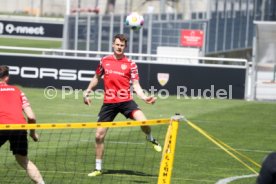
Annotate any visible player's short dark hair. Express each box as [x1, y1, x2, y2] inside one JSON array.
[[113, 34, 128, 47], [0, 65, 9, 78]]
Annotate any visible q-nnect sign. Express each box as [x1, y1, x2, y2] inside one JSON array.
[[4, 24, 45, 35], [0, 20, 63, 38]]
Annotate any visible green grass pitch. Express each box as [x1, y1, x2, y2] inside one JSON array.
[[1, 87, 276, 184], [1, 37, 276, 183], [0, 37, 62, 54]]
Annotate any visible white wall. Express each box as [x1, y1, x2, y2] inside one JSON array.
[[0, 0, 209, 17], [0, 0, 67, 16]]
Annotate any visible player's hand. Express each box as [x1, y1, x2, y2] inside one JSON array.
[[144, 96, 156, 104], [30, 131, 39, 142], [83, 96, 91, 106]]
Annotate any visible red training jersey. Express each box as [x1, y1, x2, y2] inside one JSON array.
[[96, 55, 139, 103], [0, 82, 30, 124]]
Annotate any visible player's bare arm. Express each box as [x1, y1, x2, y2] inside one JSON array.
[[132, 80, 156, 104], [23, 106, 39, 142], [84, 74, 101, 105]]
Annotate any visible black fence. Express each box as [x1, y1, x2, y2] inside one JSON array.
[[65, 0, 276, 56]]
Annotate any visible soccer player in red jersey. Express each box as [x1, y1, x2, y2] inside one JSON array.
[[84, 34, 161, 177], [0, 65, 45, 184]]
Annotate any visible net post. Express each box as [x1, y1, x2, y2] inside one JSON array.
[[157, 114, 183, 184]]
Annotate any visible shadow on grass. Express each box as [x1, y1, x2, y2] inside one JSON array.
[[104, 169, 157, 177]]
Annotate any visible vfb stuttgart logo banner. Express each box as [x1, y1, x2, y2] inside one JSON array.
[[157, 73, 169, 86]]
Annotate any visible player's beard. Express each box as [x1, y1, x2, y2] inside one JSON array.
[[114, 49, 124, 59]]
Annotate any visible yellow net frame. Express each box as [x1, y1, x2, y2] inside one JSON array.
[[0, 118, 179, 184]]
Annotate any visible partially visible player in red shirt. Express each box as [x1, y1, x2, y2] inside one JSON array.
[[0, 65, 45, 184], [84, 34, 161, 177]]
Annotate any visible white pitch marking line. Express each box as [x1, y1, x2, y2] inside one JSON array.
[[79, 140, 145, 145], [215, 174, 258, 184], [184, 144, 273, 154], [38, 112, 97, 117], [54, 112, 97, 117], [107, 141, 145, 145]]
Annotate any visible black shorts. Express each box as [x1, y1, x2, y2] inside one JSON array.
[[257, 152, 276, 184], [0, 130, 28, 156], [98, 100, 140, 122]]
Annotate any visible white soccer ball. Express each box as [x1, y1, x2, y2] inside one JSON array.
[[125, 12, 144, 31]]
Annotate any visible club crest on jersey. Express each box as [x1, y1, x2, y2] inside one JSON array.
[[121, 64, 127, 70], [157, 73, 169, 86]]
